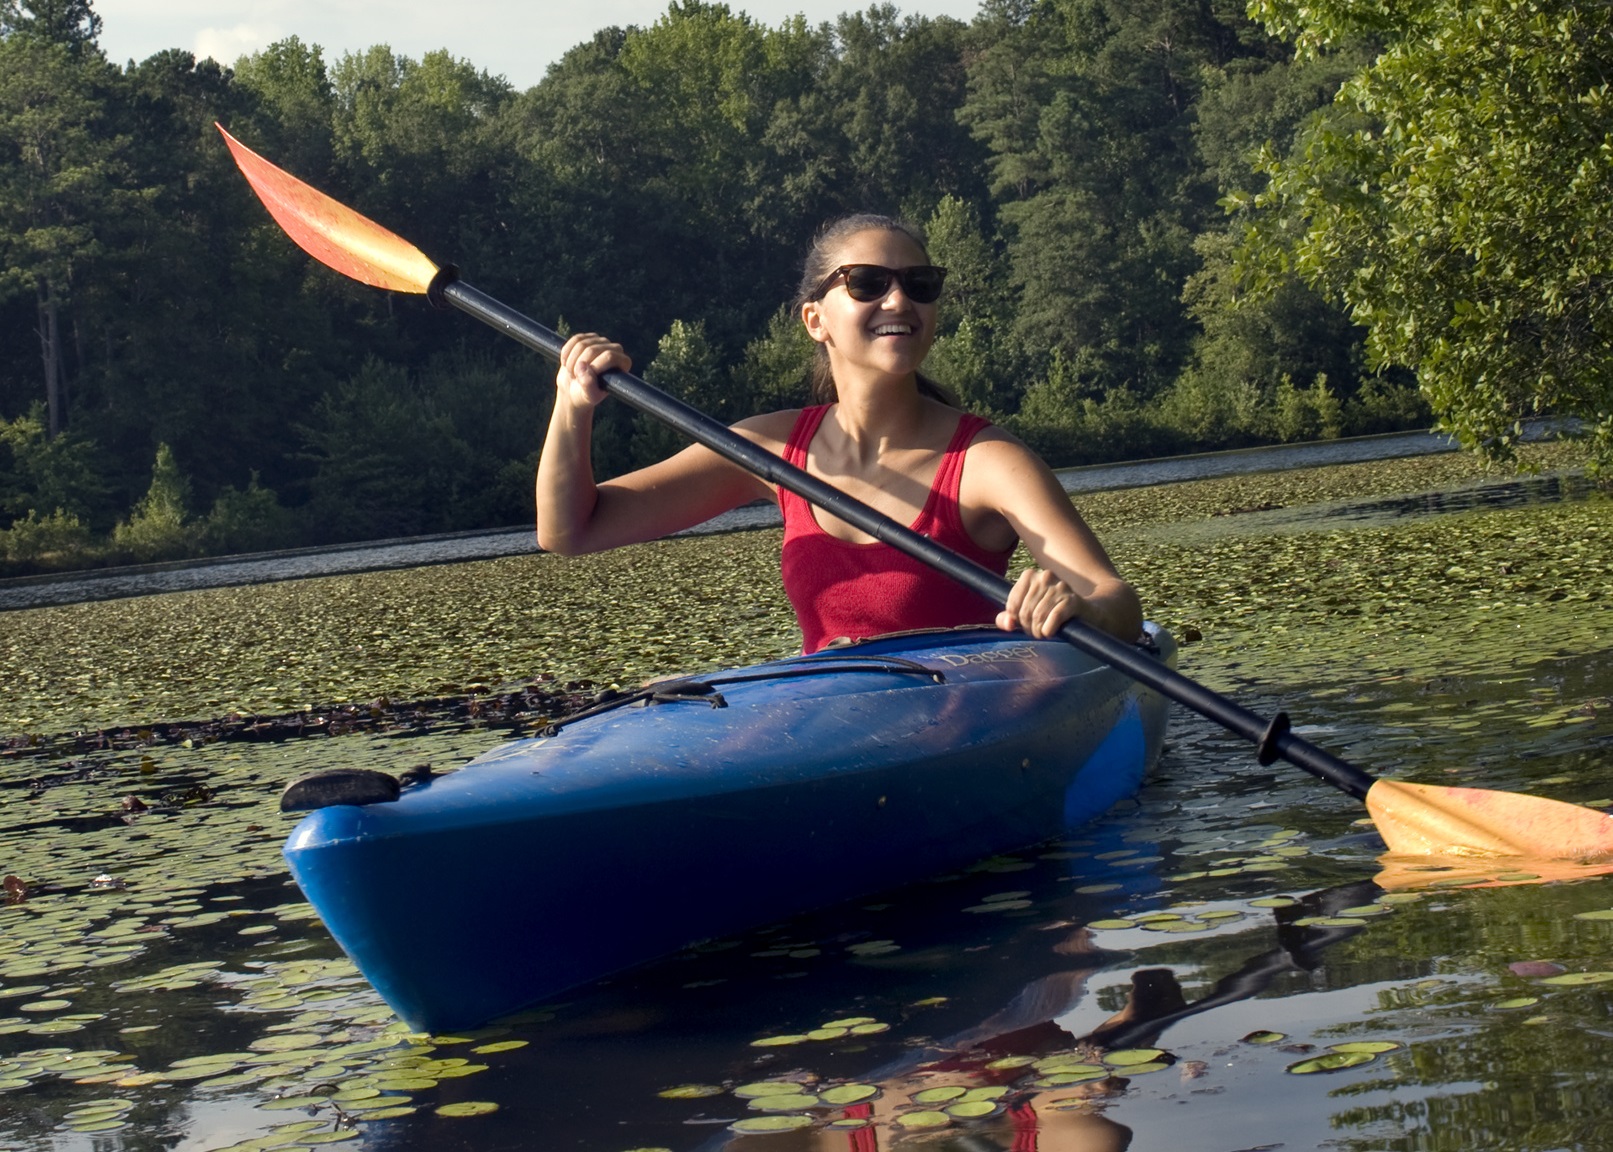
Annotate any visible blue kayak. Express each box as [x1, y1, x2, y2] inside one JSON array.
[[282, 626, 1174, 1032]]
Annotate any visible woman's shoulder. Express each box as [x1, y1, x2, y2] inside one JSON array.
[[732, 407, 812, 452], [959, 420, 1060, 483]]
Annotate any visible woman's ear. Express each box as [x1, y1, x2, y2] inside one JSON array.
[[801, 300, 830, 346]]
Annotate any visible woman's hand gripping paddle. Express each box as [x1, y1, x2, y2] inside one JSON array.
[[217, 123, 1613, 885]]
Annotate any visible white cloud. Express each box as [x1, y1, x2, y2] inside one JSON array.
[[193, 24, 284, 68]]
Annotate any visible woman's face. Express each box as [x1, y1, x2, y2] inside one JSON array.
[[801, 228, 938, 383]]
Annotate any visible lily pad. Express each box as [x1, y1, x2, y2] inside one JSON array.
[[894, 1110, 952, 1129], [1539, 971, 1613, 986], [1287, 1051, 1377, 1074], [435, 1100, 499, 1117], [749, 1093, 819, 1112], [1103, 1048, 1168, 1067], [734, 1081, 808, 1099], [729, 1114, 813, 1134], [819, 1083, 879, 1105]]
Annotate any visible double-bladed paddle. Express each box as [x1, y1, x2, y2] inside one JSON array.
[[217, 123, 1613, 875]]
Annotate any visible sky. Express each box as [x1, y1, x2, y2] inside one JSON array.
[[93, 0, 986, 92]]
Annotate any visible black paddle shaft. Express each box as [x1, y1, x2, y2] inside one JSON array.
[[434, 274, 1379, 802]]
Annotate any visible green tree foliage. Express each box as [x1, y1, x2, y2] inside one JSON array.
[[0, 401, 110, 522], [3, 0, 1459, 570], [201, 472, 295, 554], [112, 441, 193, 560], [0, 0, 101, 50], [961, 0, 1267, 398], [0, 32, 126, 437], [298, 352, 540, 540], [634, 318, 727, 463], [733, 304, 815, 412], [1238, 0, 1613, 464]]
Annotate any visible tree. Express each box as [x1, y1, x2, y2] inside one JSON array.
[[0, 0, 101, 50], [1238, 0, 1613, 464], [0, 400, 108, 523], [112, 441, 193, 560], [634, 318, 726, 464], [961, 0, 1268, 400], [0, 33, 120, 437]]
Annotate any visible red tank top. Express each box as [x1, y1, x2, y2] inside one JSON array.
[[779, 405, 1015, 654]]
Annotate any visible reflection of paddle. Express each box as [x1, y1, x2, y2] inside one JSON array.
[[1086, 880, 1383, 1051], [216, 123, 1613, 871]]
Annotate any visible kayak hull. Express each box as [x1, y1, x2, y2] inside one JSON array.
[[283, 627, 1174, 1032]]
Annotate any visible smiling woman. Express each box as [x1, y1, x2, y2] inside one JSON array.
[[535, 213, 1144, 655]]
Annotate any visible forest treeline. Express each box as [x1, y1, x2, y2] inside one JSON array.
[[5, 0, 1596, 574]]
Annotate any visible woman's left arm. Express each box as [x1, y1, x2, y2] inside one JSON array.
[[961, 432, 1144, 643]]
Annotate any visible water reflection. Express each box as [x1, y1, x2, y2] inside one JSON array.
[[707, 880, 1384, 1152]]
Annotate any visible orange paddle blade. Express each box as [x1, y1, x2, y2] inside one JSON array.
[[1366, 778, 1613, 861], [217, 123, 438, 294]]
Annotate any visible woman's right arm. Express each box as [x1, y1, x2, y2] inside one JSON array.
[[535, 333, 779, 554]]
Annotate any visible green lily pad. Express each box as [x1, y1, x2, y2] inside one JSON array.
[[895, 1110, 952, 1129], [1033, 1070, 1108, 1087], [658, 1083, 723, 1099], [749, 1093, 819, 1112], [734, 1081, 808, 1099], [947, 1100, 1000, 1118], [1287, 1051, 1376, 1074], [358, 1106, 417, 1119], [1103, 1048, 1167, 1067], [1242, 1031, 1286, 1044], [435, 1101, 498, 1117], [1539, 971, 1613, 985], [984, 1055, 1037, 1069], [729, 1114, 813, 1134], [1572, 909, 1613, 921], [749, 1034, 808, 1048], [912, 1085, 967, 1104], [1493, 997, 1540, 1010], [819, 1083, 879, 1105], [1329, 1041, 1401, 1055]]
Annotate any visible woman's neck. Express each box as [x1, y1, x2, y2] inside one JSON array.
[[822, 372, 951, 468]]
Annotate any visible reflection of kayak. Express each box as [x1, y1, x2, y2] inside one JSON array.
[[282, 626, 1175, 1032]]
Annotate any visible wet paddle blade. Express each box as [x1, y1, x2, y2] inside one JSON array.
[[217, 123, 439, 294], [1366, 778, 1613, 861]]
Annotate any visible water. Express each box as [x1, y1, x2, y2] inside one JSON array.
[[2, 445, 1610, 1152], [0, 431, 1458, 612]]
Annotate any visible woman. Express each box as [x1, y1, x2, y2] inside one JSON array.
[[536, 214, 1142, 654]]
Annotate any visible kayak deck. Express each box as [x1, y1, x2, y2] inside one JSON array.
[[283, 627, 1174, 1031]]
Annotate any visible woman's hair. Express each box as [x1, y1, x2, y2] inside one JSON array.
[[793, 213, 956, 406]]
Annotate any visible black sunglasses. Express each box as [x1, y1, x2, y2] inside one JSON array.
[[812, 264, 948, 304]]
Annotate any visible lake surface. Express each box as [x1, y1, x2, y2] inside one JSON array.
[[1, 445, 1610, 1152]]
